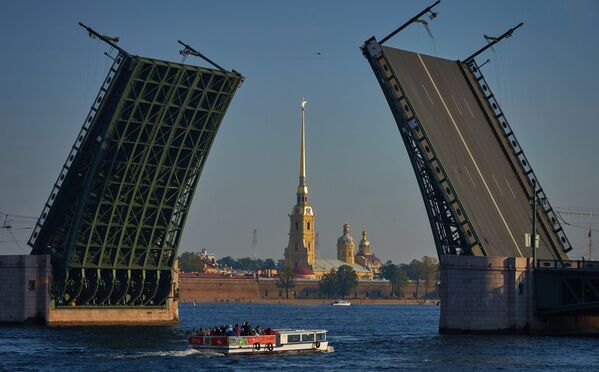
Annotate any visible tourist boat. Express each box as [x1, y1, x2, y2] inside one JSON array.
[[188, 329, 331, 355], [331, 300, 351, 306]]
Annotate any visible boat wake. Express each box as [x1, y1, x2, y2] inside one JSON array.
[[105, 348, 223, 359]]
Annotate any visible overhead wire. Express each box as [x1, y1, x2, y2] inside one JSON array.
[[556, 212, 599, 233]]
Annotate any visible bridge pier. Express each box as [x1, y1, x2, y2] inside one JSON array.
[[440, 256, 599, 334], [0, 255, 179, 325]]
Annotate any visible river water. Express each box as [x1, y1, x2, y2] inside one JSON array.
[[1, 304, 598, 370]]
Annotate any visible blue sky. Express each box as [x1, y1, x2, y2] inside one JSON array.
[[0, 0, 597, 263]]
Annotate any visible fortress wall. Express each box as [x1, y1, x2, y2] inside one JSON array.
[[179, 277, 436, 302], [179, 277, 260, 302]]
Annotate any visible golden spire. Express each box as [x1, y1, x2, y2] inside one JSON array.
[[297, 98, 308, 200]]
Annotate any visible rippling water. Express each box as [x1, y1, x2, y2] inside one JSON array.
[[1, 304, 599, 370]]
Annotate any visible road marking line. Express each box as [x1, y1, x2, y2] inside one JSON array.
[[454, 168, 464, 186], [464, 166, 476, 189], [463, 97, 476, 118], [421, 84, 434, 105], [409, 83, 423, 105], [417, 53, 522, 256], [450, 94, 463, 116], [492, 175, 504, 196], [505, 177, 517, 199]]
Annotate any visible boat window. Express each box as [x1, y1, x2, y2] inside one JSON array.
[[316, 333, 326, 341], [287, 334, 301, 343], [302, 333, 315, 342]]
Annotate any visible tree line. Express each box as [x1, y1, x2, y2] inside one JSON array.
[[381, 256, 438, 297], [178, 252, 279, 273], [275, 265, 359, 299], [178, 251, 439, 298]]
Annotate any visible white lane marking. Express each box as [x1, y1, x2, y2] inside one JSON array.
[[450, 94, 463, 116], [417, 53, 522, 256], [454, 168, 464, 186], [492, 175, 504, 196], [464, 166, 476, 189], [463, 97, 476, 118], [505, 177, 516, 199], [421, 84, 434, 105], [409, 83, 423, 105]]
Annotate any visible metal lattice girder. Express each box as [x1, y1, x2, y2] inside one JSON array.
[[29, 52, 243, 306], [536, 260, 599, 314]]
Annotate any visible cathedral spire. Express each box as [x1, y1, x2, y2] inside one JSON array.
[[297, 98, 308, 201]]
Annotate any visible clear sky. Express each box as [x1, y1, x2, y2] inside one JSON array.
[[0, 0, 598, 263]]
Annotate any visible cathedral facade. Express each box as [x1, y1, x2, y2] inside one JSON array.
[[283, 99, 380, 280]]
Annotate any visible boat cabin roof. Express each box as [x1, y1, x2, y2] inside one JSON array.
[[276, 329, 327, 334]]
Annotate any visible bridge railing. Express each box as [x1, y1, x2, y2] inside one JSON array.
[[28, 52, 126, 249], [466, 60, 573, 255], [537, 259, 599, 270]]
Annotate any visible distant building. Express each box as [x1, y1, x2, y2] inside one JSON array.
[[283, 100, 375, 279], [354, 226, 383, 274], [283, 99, 316, 271], [199, 249, 216, 265], [337, 222, 355, 264], [198, 249, 218, 273]]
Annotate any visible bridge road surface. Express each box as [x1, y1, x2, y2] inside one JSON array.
[[382, 46, 562, 259]]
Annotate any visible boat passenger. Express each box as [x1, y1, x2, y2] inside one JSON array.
[[255, 325, 262, 335], [234, 324, 240, 336], [241, 321, 250, 336], [264, 328, 272, 335], [225, 324, 235, 336]]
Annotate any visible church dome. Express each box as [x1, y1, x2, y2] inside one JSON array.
[[337, 221, 354, 245], [294, 266, 316, 279], [358, 225, 372, 255]]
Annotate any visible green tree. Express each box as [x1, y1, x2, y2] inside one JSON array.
[[217, 256, 239, 269], [421, 256, 438, 298], [178, 251, 205, 272], [409, 259, 425, 298], [262, 258, 277, 270], [319, 269, 337, 298], [381, 262, 408, 297], [276, 266, 296, 299], [335, 265, 359, 298]]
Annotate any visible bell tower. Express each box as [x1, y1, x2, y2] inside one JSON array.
[[284, 99, 316, 270], [337, 221, 355, 264]]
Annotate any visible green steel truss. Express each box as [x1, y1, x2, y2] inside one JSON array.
[[29, 51, 243, 307]]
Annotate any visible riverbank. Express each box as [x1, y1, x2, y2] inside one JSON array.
[[181, 298, 439, 305]]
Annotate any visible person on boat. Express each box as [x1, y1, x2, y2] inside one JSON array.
[[254, 325, 263, 335], [264, 327, 272, 335], [225, 324, 235, 336], [241, 321, 250, 336], [233, 324, 240, 336]]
